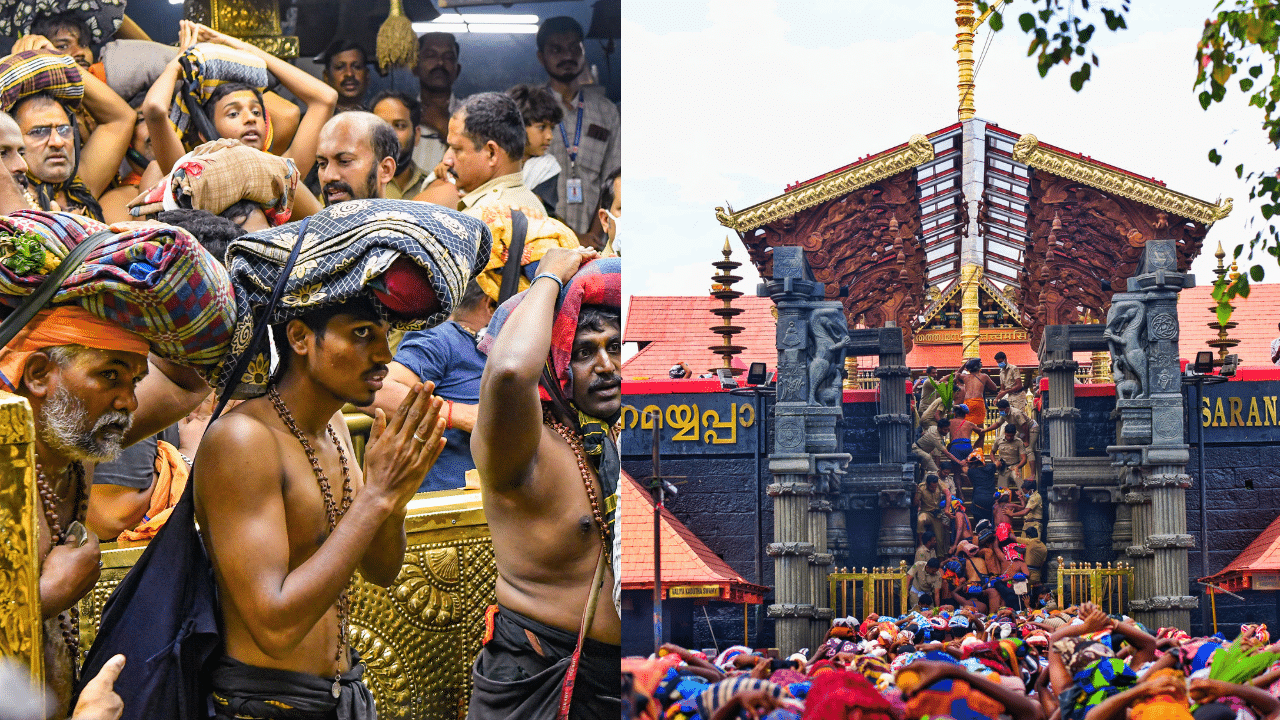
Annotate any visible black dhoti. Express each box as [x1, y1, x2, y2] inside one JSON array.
[[468, 605, 621, 720], [209, 654, 376, 720]]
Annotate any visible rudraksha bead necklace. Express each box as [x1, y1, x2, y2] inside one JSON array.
[[543, 409, 608, 555], [35, 461, 87, 680], [268, 386, 354, 699]]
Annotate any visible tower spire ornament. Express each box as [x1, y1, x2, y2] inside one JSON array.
[[709, 237, 746, 375], [956, 0, 977, 120], [1206, 241, 1240, 362]]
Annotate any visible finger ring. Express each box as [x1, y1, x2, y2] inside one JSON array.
[[413, 433, 426, 442]]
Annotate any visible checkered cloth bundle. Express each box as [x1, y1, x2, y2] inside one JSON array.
[[0, 210, 236, 380]]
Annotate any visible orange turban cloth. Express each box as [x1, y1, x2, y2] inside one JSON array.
[[0, 306, 150, 391]]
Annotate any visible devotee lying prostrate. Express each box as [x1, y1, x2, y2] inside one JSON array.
[[0, 204, 235, 716], [470, 248, 621, 718], [80, 199, 492, 720], [624, 606, 1280, 720]]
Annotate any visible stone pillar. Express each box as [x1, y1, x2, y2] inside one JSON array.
[[1046, 484, 1083, 569], [766, 477, 814, 654], [1107, 239, 1198, 630], [875, 340, 912, 466], [761, 247, 851, 654], [1041, 341, 1081, 569], [877, 488, 915, 567], [1111, 492, 1133, 555], [809, 496, 834, 648]]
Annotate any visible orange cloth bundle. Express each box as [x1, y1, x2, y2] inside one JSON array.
[[117, 439, 189, 546]]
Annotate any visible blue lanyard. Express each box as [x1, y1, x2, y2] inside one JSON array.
[[557, 90, 585, 171]]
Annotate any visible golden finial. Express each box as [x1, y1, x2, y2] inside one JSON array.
[[1207, 240, 1240, 362], [1229, 260, 1240, 283]]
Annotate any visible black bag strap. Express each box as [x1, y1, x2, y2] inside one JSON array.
[[208, 216, 311, 423], [498, 209, 529, 303], [0, 228, 116, 348]]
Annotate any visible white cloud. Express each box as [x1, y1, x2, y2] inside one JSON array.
[[623, 1, 1280, 299]]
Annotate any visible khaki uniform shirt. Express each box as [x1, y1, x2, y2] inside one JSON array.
[[1022, 491, 1043, 525], [459, 172, 545, 218], [917, 483, 944, 514], [547, 84, 620, 237], [385, 165, 429, 200], [992, 436, 1027, 468], [909, 561, 944, 594], [915, 425, 947, 460], [1001, 364, 1026, 409], [915, 545, 936, 564]]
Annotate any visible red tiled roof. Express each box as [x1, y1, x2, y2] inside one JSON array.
[[620, 472, 768, 604], [623, 295, 776, 381], [1177, 282, 1280, 367], [1203, 511, 1280, 593]]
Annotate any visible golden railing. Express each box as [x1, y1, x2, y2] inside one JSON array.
[[0, 395, 496, 720], [827, 562, 911, 619], [1055, 557, 1134, 616]]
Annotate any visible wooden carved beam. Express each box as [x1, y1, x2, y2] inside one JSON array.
[[1012, 134, 1231, 226], [716, 135, 934, 233], [1018, 172, 1210, 348], [732, 171, 927, 350]]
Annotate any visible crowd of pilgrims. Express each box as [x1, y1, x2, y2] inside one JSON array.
[[0, 3, 621, 718], [623, 609, 1280, 720]]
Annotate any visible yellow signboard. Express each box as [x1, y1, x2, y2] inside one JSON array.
[[668, 584, 723, 599]]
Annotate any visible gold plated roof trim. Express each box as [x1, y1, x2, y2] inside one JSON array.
[[716, 134, 936, 233], [1011, 134, 1233, 226]]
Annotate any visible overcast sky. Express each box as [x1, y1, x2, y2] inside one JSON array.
[[622, 0, 1280, 305]]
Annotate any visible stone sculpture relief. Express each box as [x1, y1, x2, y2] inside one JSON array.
[[1105, 301, 1147, 400], [808, 307, 850, 406]]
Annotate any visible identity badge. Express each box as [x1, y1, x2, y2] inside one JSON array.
[[566, 177, 583, 204]]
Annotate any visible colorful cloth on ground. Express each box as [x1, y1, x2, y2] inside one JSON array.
[[0, 305, 147, 391], [470, 203, 579, 303], [803, 671, 894, 720], [117, 439, 188, 545], [218, 199, 491, 398], [904, 677, 1004, 720], [622, 656, 679, 720], [712, 645, 753, 673], [1129, 667, 1192, 720], [1053, 636, 1115, 676], [128, 139, 297, 226], [694, 677, 786, 719], [168, 43, 271, 149], [0, 210, 234, 381], [1069, 658, 1138, 717], [0, 0, 124, 45], [0, 50, 103, 220], [1179, 639, 1222, 676]]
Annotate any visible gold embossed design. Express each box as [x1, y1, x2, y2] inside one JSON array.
[[715, 134, 936, 232], [1011, 134, 1233, 225], [0, 393, 42, 702], [185, 0, 299, 58], [78, 492, 494, 720]]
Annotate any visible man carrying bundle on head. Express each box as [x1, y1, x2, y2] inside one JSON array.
[[79, 198, 491, 720], [141, 20, 334, 215], [471, 249, 621, 718], [0, 47, 134, 220], [126, 138, 300, 233], [0, 208, 235, 716]]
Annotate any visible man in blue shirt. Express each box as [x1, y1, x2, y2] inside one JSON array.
[[364, 281, 495, 491]]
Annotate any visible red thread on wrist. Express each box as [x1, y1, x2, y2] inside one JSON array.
[[446, 400, 454, 430]]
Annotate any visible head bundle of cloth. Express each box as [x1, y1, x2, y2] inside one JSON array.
[[168, 43, 272, 150], [470, 204, 580, 303], [127, 139, 298, 227], [0, 0, 125, 46], [478, 255, 621, 406], [217, 199, 492, 398], [0, 50, 104, 220], [0, 210, 235, 387]]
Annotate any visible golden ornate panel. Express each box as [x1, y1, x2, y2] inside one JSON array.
[[184, 0, 299, 58], [0, 393, 43, 697], [78, 491, 495, 720]]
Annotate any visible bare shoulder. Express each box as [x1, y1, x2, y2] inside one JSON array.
[[194, 404, 284, 495]]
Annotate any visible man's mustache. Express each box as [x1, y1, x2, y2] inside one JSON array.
[[323, 181, 354, 197], [588, 374, 620, 393], [94, 410, 133, 436]]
